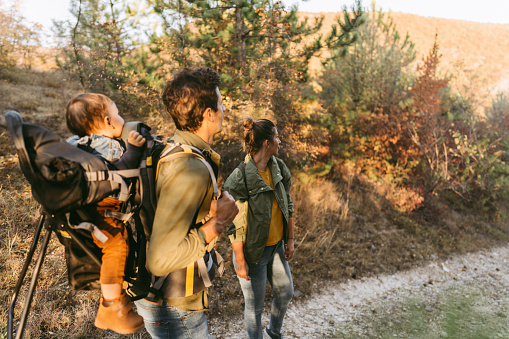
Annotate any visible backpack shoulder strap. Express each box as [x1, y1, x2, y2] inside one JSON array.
[[156, 143, 219, 198]]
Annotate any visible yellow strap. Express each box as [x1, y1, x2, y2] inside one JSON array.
[[185, 262, 195, 297], [181, 146, 194, 153]]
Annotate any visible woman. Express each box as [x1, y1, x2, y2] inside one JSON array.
[[223, 117, 295, 339]]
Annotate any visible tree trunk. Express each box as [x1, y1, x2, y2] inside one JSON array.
[[109, 0, 122, 65], [235, 1, 246, 65], [72, 0, 86, 91]]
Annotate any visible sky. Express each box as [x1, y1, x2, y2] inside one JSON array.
[[286, 0, 509, 24], [13, 0, 509, 45]]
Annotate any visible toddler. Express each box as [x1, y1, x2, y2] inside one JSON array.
[[66, 93, 145, 334]]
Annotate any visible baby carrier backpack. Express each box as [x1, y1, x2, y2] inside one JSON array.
[[4, 110, 223, 339]]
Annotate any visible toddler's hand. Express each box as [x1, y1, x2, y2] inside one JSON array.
[[128, 130, 146, 147]]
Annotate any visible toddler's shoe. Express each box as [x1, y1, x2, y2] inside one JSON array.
[[94, 292, 144, 334]]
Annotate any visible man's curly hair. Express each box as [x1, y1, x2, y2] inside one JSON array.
[[161, 67, 221, 132]]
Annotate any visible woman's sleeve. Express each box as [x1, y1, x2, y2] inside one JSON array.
[[280, 160, 294, 218], [223, 167, 249, 244]]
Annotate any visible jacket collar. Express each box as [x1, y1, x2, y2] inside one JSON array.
[[244, 154, 282, 189], [173, 130, 221, 165]]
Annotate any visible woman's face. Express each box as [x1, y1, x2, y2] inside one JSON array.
[[267, 127, 281, 156]]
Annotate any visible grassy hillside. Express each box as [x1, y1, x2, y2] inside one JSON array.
[[302, 11, 509, 94]]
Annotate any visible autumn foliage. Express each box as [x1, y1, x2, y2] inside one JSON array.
[[3, 1, 509, 212], [407, 35, 451, 188], [318, 9, 509, 212]]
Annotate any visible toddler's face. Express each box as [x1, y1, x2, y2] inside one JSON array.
[[107, 101, 124, 138]]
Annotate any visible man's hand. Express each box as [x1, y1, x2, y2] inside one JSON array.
[[201, 191, 239, 243], [128, 130, 146, 147], [214, 191, 238, 232]]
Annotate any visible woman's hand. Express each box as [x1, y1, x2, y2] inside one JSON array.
[[236, 258, 250, 281], [285, 217, 295, 261], [285, 238, 294, 261], [128, 130, 146, 147], [232, 242, 250, 280]]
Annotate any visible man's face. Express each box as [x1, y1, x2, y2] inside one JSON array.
[[213, 86, 225, 134]]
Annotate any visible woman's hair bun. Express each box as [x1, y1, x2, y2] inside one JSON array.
[[241, 117, 276, 155], [242, 117, 254, 131]]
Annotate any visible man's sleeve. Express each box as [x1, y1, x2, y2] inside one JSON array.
[[146, 156, 210, 277]]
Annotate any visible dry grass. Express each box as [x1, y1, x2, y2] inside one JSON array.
[[0, 173, 149, 337], [0, 67, 83, 135], [286, 173, 509, 297]]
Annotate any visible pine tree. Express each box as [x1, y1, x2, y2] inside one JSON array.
[[55, 0, 130, 94], [319, 5, 417, 177], [148, 0, 364, 92]]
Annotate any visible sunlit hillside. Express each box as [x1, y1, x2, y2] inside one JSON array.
[[3, 5, 509, 338], [24, 11, 509, 95], [302, 11, 509, 94]]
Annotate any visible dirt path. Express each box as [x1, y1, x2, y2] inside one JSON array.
[[209, 245, 509, 338]]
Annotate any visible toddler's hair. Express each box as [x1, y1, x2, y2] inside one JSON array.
[[66, 93, 113, 137]]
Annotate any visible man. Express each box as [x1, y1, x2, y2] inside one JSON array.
[[135, 67, 238, 338]]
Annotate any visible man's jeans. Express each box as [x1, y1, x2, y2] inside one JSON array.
[[135, 298, 209, 339], [233, 240, 294, 339]]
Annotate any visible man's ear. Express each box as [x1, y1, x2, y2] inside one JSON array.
[[203, 107, 214, 122]]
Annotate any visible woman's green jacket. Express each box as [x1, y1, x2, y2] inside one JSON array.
[[223, 155, 294, 265]]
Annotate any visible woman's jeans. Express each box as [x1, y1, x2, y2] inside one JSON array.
[[233, 240, 294, 339], [134, 298, 209, 339]]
